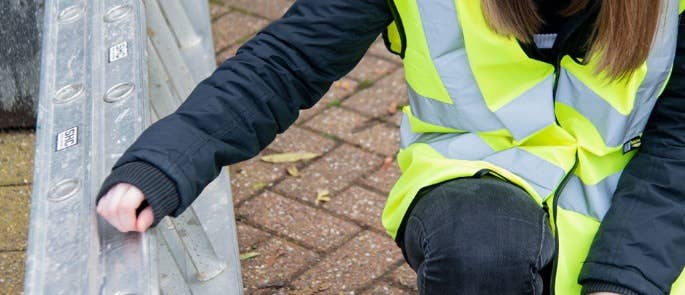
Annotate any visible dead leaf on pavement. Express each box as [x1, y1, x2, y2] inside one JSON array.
[[286, 165, 300, 177], [316, 189, 331, 205], [387, 101, 398, 115], [382, 156, 394, 170], [252, 182, 267, 190], [239, 251, 260, 261], [373, 68, 389, 75], [260, 152, 320, 163], [334, 79, 356, 92]]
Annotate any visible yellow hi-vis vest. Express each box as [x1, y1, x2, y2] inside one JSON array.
[[381, 0, 685, 293]]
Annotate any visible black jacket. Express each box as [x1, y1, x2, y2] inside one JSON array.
[[98, 1, 685, 294]]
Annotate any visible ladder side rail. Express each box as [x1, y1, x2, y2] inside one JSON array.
[[177, 0, 216, 81], [190, 170, 244, 293], [144, 0, 195, 98], [25, 0, 157, 294], [145, 0, 244, 292], [98, 0, 156, 293], [25, 1, 98, 293], [157, 0, 202, 49]]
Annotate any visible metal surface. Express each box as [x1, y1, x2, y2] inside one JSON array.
[[25, 0, 242, 293], [144, 0, 243, 292]]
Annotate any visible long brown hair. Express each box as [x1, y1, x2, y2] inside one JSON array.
[[482, 0, 662, 79]]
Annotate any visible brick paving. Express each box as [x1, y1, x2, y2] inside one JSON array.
[[0, 132, 33, 294], [211, 1, 414, 292], [210, 1, 414, 291], [0, 1, 417, 294]]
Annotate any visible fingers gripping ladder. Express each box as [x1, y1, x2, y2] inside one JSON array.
[[24, 0, 243, 294]]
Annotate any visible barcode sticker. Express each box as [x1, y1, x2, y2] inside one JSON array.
[[56, 126, 79, 151], [109, 41, 128, 63]]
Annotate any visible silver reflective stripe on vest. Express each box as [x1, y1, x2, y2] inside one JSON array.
[[415, 133, 495, 161], [627, 0, 679, 141], [399, 113, 420, 149], [427, 133, 495, 161], [557, 172, 621, 220], [407, 84, 503, 132], [493, 75, 556, 140], [555, 72, 631, 147], [401, 112, 564, 200], [483, 148, 566, 200], [400, 113, 493, 158], [412, 0, 503, 133], [555, 0, 678, 148], [412, 0, 554, 140]]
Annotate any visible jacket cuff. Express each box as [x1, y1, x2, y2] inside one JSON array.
[[582, 280, 639, 295], [97, 161, 180, 227], [580, 261, 664, 295]]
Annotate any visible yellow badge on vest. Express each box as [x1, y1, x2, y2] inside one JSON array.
[[622, 136, 642, 154]]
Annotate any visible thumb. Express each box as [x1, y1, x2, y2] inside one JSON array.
[[136, 206, 154, 232]]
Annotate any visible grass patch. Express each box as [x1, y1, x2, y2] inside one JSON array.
[[357, 79, 373, 90], [326, 99, 342, 108]]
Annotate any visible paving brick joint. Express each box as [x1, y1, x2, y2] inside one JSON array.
[[0, 1, 417, 294]]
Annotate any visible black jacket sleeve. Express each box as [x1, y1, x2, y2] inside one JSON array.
[[579, 17, 685, 295], [97, 0, 393, 226]]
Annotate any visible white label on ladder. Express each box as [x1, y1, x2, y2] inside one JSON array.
[[109, 41, 128, 63], [56, 126, 79, 151]]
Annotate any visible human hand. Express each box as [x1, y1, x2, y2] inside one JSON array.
[[96, 183, 154, 232]]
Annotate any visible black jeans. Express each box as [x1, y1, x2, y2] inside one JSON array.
[[399, 177, 556, 295]]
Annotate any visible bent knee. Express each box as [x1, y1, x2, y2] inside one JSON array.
[[403, 177, 554, 275]]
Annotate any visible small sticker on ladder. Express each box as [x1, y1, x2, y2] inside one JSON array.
[[109, 41, 128, 63], [56, 126, 79, 151]]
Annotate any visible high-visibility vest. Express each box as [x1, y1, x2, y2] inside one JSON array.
[[381, 0, 685, 293]]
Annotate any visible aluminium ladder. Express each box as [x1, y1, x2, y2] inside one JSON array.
[[23, 0, 243, 294]]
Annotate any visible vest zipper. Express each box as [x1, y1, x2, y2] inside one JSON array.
[[548, 155, 579, 295], [537, 4, 596, 292], [549, 30, 577, 294], [549, 56, 573, 295]]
